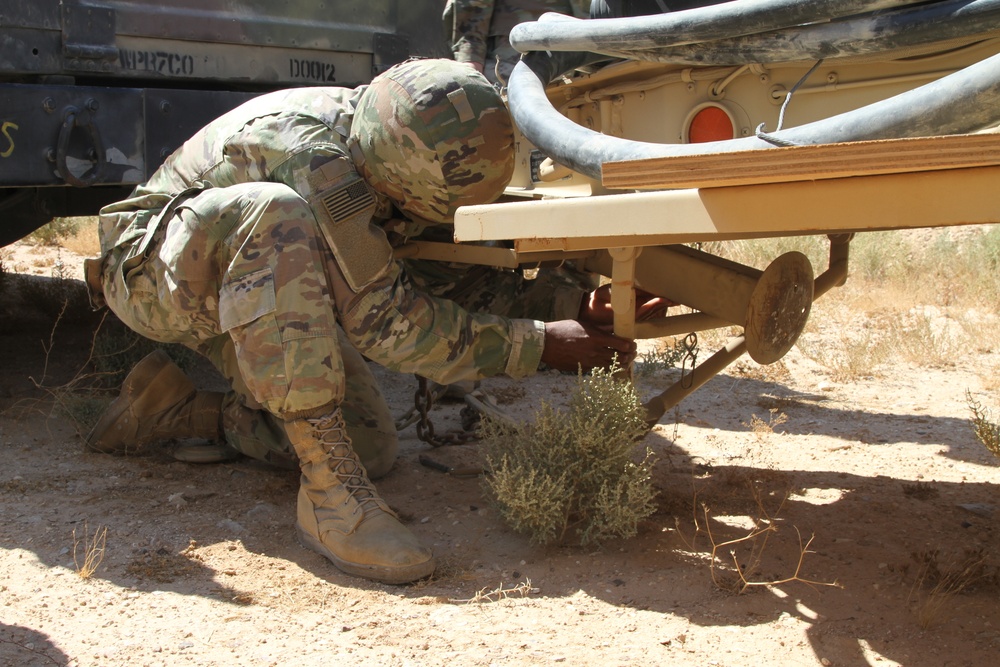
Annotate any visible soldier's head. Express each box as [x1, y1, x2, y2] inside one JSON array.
[[349, 58, 515, 223]]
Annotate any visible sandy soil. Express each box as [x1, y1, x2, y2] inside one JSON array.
[[0, 237, 997, 667]]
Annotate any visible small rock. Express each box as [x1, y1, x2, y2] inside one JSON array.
[[246, 502, 280, 524], [216, 519, 245, 534], [957, 503, 995, 518]]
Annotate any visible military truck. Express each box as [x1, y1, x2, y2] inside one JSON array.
[[0, 0, 446, 245]]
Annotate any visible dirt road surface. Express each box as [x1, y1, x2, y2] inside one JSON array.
[[1, 239, 997, 667]]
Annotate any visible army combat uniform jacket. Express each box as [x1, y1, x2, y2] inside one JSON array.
[[90, 86, 568, 425]]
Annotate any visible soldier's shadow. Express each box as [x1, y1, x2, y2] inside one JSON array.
[[0, 622, 70, 666]]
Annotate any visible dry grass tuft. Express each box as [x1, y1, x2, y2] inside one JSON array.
[[72, 522, 107, 579], [450, 579, 537, 604], [901, 481, 940, 501], [795, 325, 891, 382]]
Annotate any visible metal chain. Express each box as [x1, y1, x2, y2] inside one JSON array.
[[394, 376, 446, 432], [403, 376, 480, 447], [679, 332, 699, 389]]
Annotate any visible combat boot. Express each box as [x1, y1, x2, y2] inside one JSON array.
[[288, 410, 435, 584], [86, 349, 224, 455]]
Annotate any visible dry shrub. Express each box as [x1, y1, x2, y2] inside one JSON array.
[[634, 337, 684, 377], [25, 217, 83, 246], [890, 308, 965, 367], [742, 409, 788, 442], [3, 266, 93, 325], [481, 362, 656, 546], [966, 390, 1000, 461], [908, 548, 996, 630], [60, 216, 101, 256], [795, 325, 891, 381], [677, 475, 838, 595]]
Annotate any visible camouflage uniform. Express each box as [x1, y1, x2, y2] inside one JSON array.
[[444, 0, 592, 85], [90, 62, 570, 469]]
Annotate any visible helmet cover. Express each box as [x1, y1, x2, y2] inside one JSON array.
[[350, 59, 515, 223]]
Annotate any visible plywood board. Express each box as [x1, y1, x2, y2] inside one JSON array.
[[601, 133, 1000, 190]]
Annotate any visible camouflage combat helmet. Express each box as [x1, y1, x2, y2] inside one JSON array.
[[349, 58, 515, 223]]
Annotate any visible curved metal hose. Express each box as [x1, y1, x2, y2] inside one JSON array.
[[509, 49, 1000, 179], [510, 0, 920, 53], [597, 0, 1000, 66]]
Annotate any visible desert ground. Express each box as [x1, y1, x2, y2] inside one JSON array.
[[0, 225, 997, 667]]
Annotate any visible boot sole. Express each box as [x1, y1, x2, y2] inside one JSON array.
[[172, 443, 240, 463], [296, 525, 436, 585]]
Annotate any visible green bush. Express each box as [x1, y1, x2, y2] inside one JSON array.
[[27, 217, 83, 246], [481, 363, 657, 546]]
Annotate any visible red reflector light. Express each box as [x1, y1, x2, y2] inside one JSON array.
[[686, 105, 735, 143]]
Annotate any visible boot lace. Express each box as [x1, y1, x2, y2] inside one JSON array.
[[308, 412, 391, 515]]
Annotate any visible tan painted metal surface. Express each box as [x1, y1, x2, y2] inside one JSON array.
[[454, 165, 1000, 251]]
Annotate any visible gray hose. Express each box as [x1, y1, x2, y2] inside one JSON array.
[[598, 0, 1000, 66], [509, 49, 1000, 180], [510, 0, 920, 53]]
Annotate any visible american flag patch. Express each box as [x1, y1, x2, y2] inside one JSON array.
[[321, 179, 374, 225]]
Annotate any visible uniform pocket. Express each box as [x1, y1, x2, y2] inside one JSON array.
[[219, 268, 287, 403], [219, 268, 276, 332]]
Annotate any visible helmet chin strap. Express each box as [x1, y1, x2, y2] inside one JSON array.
[[346, 135, 367, 172]]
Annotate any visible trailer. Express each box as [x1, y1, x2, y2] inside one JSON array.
[[436, 0, 1000, 419]]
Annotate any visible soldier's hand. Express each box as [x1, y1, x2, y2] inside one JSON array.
[[541, 320, 637, 372], [579, 284, 673, 329]]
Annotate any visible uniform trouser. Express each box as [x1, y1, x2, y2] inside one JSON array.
[[202, 330, 398, 478], [102, 182, 397, 478]]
